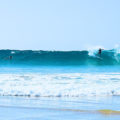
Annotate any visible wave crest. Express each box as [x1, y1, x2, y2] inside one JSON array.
[[0, 49, 120, 66]]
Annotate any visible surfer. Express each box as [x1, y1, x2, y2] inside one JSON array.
[[3, 56, 13, 60], [98, 48, 102, 55], [9, 56, 12, 60]]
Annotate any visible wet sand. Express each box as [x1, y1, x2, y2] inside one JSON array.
[[0, 96, 120, 120]]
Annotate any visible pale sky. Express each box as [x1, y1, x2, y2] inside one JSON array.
[[0, 0, 120, 50]]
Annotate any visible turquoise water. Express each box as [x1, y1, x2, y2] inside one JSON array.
[[0, 65, 120, 97], [0, 49, 120, 119], [0, 49, 120, 66]]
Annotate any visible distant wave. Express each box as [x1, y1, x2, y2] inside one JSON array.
[[0, 49, 119, 66]]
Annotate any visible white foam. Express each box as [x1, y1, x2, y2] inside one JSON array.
[[88, 46, 104, 56], [0, 73, 120, 97], [11, 51, 15, 54]]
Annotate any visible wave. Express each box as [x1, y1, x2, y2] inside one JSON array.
[[0, 73, 120, 97], [0, 49, 119, 66]]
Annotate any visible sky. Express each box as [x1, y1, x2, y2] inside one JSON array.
[[0, 0, 120, 50]]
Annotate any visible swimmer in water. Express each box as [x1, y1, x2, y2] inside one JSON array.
[[3, 56, 13, 60], [9, 56, 12, 60]]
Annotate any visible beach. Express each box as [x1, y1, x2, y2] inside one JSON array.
[[0, 0, 119, 119]]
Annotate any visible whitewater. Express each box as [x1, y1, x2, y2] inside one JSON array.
[[1, 49, 120, 120], [0, 72, 120, 97], [0, 48, 119, 97]]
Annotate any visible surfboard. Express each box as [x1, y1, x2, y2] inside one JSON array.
[[95, 56, 103, 60]]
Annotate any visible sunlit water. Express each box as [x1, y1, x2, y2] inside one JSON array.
[[0, 66, 120, 119]]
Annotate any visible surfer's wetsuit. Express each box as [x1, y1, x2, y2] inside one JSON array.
[[9, 56, 12, 60], [98, 48, 102, 55]]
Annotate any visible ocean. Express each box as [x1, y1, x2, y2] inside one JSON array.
[[0, 49, 120, 66], [0, 49, 120, 120]]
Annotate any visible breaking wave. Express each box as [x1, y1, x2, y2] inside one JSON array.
[[0, 49, 120, 66]]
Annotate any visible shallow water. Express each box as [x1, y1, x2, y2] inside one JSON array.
[[0, 66, 120, 119], [0, 96, 120, 120], [0, 66, 120, 97]]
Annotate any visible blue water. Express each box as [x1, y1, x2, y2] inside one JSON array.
[[0, 65, 119, 97], [0, 49, 120, 66], [0, 49, 120, 119], [0, 65, 120, 74], [0, 49, 120, 97]]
